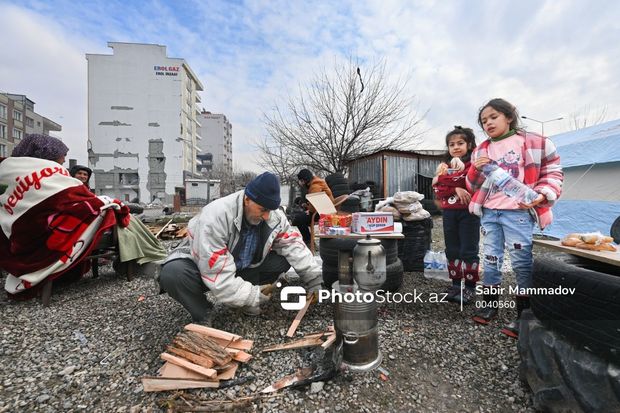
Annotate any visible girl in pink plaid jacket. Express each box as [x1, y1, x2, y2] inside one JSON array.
[[466, 98, 563, 337]]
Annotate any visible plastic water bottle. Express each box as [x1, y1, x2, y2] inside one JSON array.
[[433, 251, 449, 281], [423, 250, 436, 279], [482, 164, 538, 204], [424, 251, 449, 281]]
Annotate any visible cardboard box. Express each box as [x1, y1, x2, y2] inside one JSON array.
[[306, 191, 337, 215], [351, 212, 394, 234]]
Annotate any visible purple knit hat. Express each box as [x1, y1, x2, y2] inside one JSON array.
[[12, 134, 69, 161]]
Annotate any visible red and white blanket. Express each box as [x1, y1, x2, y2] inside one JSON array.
[[0, 157, 126, 294]]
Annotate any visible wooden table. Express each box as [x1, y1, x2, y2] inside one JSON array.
[[533, 239, 620, 267]]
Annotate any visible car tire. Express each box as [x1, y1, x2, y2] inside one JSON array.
[[518, 310, 620, 413], [531, 253, 620, 363]]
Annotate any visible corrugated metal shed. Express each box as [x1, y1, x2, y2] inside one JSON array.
[[347, 149, 444, 200]]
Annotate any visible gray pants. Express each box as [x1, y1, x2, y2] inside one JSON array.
[[159, 251, 291, 322]]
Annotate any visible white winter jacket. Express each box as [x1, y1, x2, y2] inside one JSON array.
[[165, 190, 322, 308]]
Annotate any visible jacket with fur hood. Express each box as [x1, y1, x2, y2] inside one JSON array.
[[165, 190, 322, 308]]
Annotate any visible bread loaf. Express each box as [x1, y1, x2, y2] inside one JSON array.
[[574, 242, 617, 252], [561, 237, 581, 247]]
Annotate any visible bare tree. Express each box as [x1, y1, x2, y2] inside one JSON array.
[[568, 105, 608, 130], [208, 164, 235, 196], [233, 171, 257, 191], [258, 58, 425, 176]]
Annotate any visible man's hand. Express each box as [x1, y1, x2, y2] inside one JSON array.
[[454, 187, 472, 205], [306, 277, 323, 294], [259, 291, 271, 304], [518, 193, 545, 209]]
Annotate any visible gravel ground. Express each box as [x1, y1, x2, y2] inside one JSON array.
[[0, 216, 537, 412]]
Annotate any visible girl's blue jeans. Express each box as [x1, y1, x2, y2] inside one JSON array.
[[480, 208, 534, 289]]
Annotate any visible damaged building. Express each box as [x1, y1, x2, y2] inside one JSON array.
[[86, 42, 204, 203]]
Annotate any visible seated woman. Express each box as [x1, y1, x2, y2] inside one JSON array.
[[0, 134, 164, 298], [68, 163, 167, 273]]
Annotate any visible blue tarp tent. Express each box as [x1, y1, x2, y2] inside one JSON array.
[[539, 119, 620, 238]]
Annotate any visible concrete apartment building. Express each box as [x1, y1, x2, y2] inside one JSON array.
[[86, 42, 204, 203], [0, 93, 61, 157], [197, 111, 233, 178]]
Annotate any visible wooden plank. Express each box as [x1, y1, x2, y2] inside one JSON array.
[[301, 331, 331, 340], [154, 218, 174, 239], [159, 362, 205, 380], [211, 337, 254, 351], [286, 293, 314, 337], [166, 346, 215, 368], [534, 239, 620, 266], [216, 362, 239, 380], [226, 349, 252, 363], [321, 334, 337, 349], [184, 324, 242, 342], [142, 377, 219, 392], [161, 353, 217, 379], [262, 337, 323, 352]]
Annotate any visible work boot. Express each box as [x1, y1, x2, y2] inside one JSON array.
[[473, 294, 499, 324], [501, 296, 531, 338]]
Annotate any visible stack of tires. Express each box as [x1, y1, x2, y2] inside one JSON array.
[[325, 172, 360, 213], [518, 253, 620, 412], [397, 218, 433, 272], [325, 173, 350, 197], [319, 238, 404, 292]]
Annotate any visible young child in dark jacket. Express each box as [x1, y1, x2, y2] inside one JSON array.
[[432, 126, 480, 305]]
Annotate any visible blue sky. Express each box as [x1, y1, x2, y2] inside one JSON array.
[[1, 0, 619, 170]]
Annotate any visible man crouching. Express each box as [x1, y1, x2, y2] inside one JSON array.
[[159, 172, 322, 322]]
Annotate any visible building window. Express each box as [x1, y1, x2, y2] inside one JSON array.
[[26, 117, 34, 127], [13, 110, 22, 121], [0, 105, 6, 119], [0, 144, 6, 157], [13, 128, 23, 140], [0, 124, 6, 138]]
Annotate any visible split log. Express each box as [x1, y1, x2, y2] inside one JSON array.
[[261, 367, 313, 393], [210, 337, 254, 351], [262, 337, 323, 352], [154, 218, 174, 239], [142, 376, 219, 392], [172, 331, 232, 366], [225, 348, 253, 363], [166, 346, 215, 369], [216, 362, 239, 380], [185, 324, 242, 341], [321, 334, 337, 349], [286, 293, 314, 337], [161, 353, 217, 379], [159, 362, 205, 380]]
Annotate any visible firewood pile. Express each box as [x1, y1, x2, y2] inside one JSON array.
[[142, 324, 253, 392], [147, 222, 188, 240]]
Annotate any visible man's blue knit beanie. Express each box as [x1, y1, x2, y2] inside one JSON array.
[[245, 172, 281, 210]]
